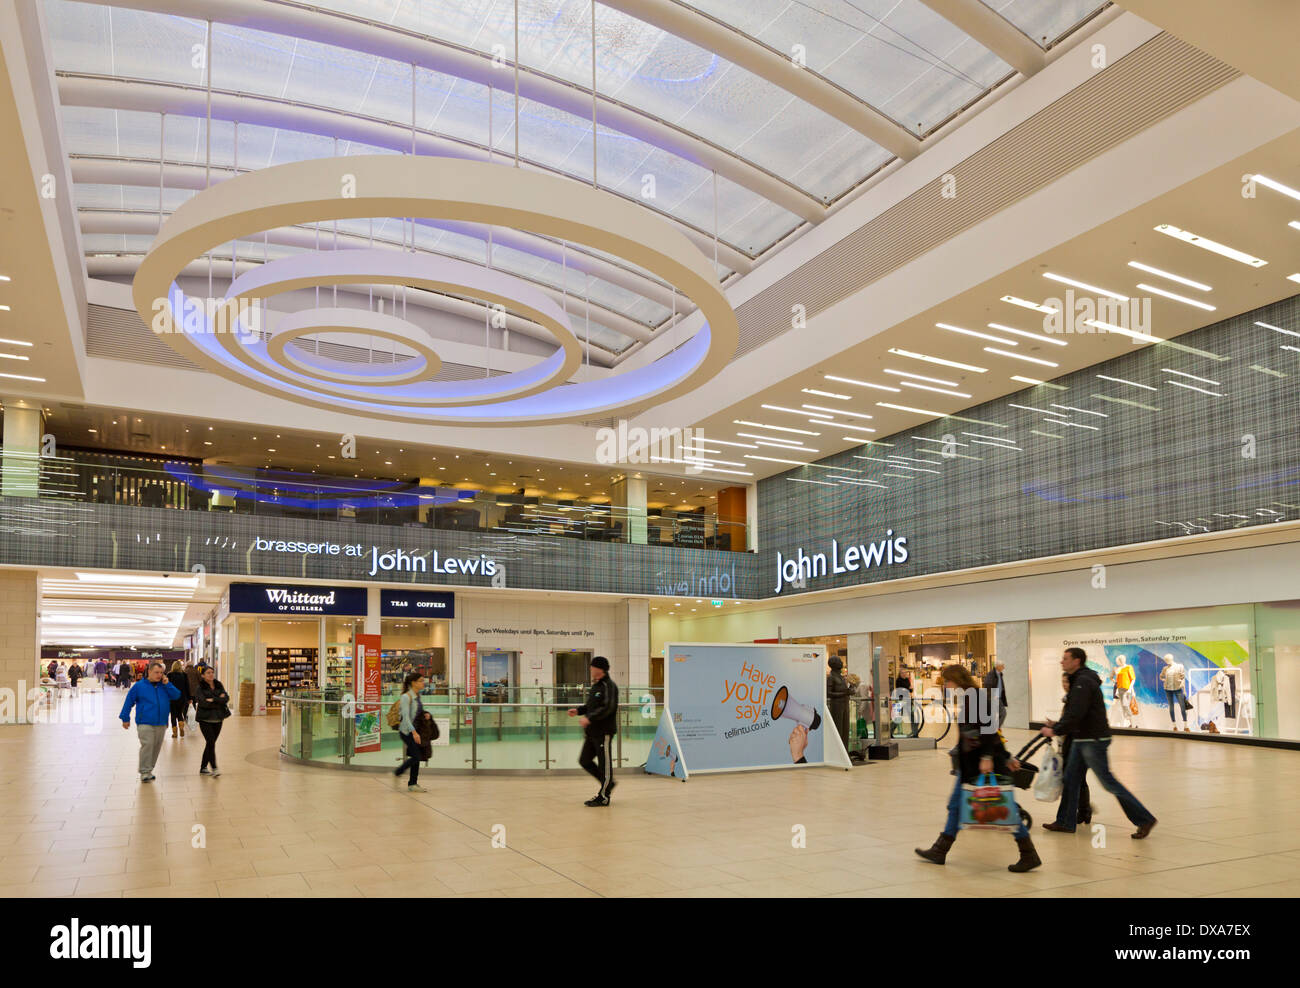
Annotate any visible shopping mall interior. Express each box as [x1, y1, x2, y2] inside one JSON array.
[[3, 0, 1300, 919]]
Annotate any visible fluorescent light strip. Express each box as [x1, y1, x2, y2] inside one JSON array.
[[1006, 403, 1060, 416], [886, 463, 941, 475], [936, 322, 1016, 345], [969, 439, 1021, 450], [1252, 174, 1300, 202], [1058, 421, 1101, 431], [762, 404, 823, 417], [827, 422, 876, 433], [0, 371, 45, 382], [1288, 274, 1300, 284], [0, 337, 33, 347], [1050, 404, 1108, 418], [1043, 272, 1128, 301], [801, 388, 849, 400], [1290, 221, 1300, 232], [755, 440, 814, 451], [914, 436, 965, 446], [1082, 319, 1163, 344], [828, 476, 886, 487], [747, 455, 810, 466], [1250, 365, 1286, 379], [0, 353, 30, 361], [824, 375, 900, 393], [698, 438, 759, 449], [840, 436, 874, 444], [961, 432, 1014, 443], [1161, 368, 1220, 386], [1257, 321, 1300, 338], [1030, 430, 1063, 439], [900, 381, 971, 398], [1092, 394, 1161, 412], [983, 347, 1058, 367], [696, 467, 755, 477], [1011, 375, 1067, 390], [736, 433, 804, 446], [986, 323, 1067, 347], [1138, 283, 1216, 311], [1127, 261, 1211, 292], [801, 404, 872, 419], [887, 455, 940, 464], [1155, 224, 1267, 267], [881, 473, 915, 480], [681, 456, 746, 467], [883, 368, 958, 387], [888, 348, 987, 373], [1096, 373, 1157, 391], [1002, 295, 1058, 315], [1167, 380, 1225, 397], [1283, 345, 1300, 353], [876, 401, 944, 417], [733, 420, 820, 436], [786, 477, 834, 486]]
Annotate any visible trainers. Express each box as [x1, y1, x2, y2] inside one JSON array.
[[584, 796, 610, 807], [210, 768, 221, 777], [1041, 821, 1074, 833], [199, 768, 211, 776], [604, 779, 617, 800], [141, 774, 155, 783], [407, 784, 428, 793]]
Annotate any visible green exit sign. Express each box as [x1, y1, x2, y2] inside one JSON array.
[[710, 599, 724, 607]]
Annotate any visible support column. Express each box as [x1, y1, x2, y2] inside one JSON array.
[[995, 621, 1029, 729], [716, 485, 747, 553], [0, 569, 39, 726], [611, 474, 647, 544], [1, 400, 44, 498], [614, 597, 649, 688]]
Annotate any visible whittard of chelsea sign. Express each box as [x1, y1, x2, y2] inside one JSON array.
[[773, 532, 910, 594]]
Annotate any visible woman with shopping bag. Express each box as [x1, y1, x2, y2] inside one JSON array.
[[915, 664, 1042, 873]]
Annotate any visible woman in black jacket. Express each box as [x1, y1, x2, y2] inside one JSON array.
[[194, 666, 231, 776], [915, 664, 1042, 873], [167, 660, 190, 738]]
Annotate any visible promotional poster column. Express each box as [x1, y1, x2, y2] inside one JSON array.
[[354, 588, 383, 755]]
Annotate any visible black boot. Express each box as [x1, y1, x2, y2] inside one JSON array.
[[914, 832, 955, 865], [1008, 836, 1042, 873]]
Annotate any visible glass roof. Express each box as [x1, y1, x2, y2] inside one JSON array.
[[46, 0, 1109, 355]]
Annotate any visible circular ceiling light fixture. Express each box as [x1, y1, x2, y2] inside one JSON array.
[[134, 156, 738, 425]]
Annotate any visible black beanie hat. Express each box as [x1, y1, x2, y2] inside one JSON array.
[[828, 655, 843, 670], [590, 655, 610, 671]]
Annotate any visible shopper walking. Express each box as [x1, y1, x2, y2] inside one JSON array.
[[568, 656, 619, 807], [167, 660, 190, 739], [826, 656, 851, 750], [982, 659, 1008, 727], [1041, 647, 1156, 839], [194, 665, 231, 776], [93, 657, 108, 687], [914, 664, 1041, 873], [1059, 672, 1092, 825], [185, 660, 202, 714], [116, 659, 133, 690], [1160, 654, 1189, 732], [392, 672, 428, 793], [68, 662, 83, 689], [119, 661, 181, 782]]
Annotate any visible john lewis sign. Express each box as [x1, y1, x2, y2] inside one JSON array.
[[773, 533, 911, 594]]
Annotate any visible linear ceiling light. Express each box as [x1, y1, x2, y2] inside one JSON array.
[[801, 403, 872, 419], [1002, 295, 1059, 315], [824, 374, 900, 392], [801, 388, 849, 400], [0, 337, 33, 347], [883, 368, 958, 386], [901, 381, 971, 398], [1256, 321, 1300, 338], [1050, 404, 1108, 418], [1043, 272, 1129, 301], [936, 322, 1016, 345], [833, 423, 876, 432], [733, 420, 820, 435], [1288, 274, 1300, 284], [983, 347, 1058, 367], [0, 353, 30, 361], [986, 323, 1067, 347], [1162, 369, 1220, 386], [876, 401, 945, 417], [914, 436, 965, 446], [735, 432, 804, 446], [1010, 375, 1066, 389], [1096, 374, 1158, 391], [1167, 380, 1225, 397], [1138, 283, 1216, 311], [888, 348, 987, 372], [1127, 261, 1211, 291], [0, 371, 45, 382], [1082, 319, 1163, 344], [1252, 174, 1300, 202], [1155, 224, 1267, 267], [762, 404, 823, 417], [746, 455, 811, 467]]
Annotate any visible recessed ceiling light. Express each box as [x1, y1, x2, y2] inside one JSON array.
[[733, 419, 820, 436], [986, 323, 1067, 347], [1166, 380, 1225, 397], [1081, 320, 1163, 344], [1127, 261, 1211, 291], [888, 348, 987, 373], [824, 374, 900, 392], [0, 371, 44, 382], [983, 347, 1058, 367], [1096, 374, 1158, 391], [762, 404, 823, 417], [901, 381, 971, 398], [1288, 273, 1300, 284], [1002, 295, 1058, 315], [876, 401, 945, 417], [1155, 224, 1267, 267], [882, 368, 958, 387], [801, 388, 849, 400], [1257, 321, 1300, 338], [1162, 368, 1220, 386], [1138, 283, 1216, 311], [1251, 174, 1300, 202], [1042, 272, 1129, 301], [0, 337, 32, 347], [936, 322, 1016, 345], [801, 403, 871, 419]]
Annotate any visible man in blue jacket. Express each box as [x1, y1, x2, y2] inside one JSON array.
[[120, 660, 181, 782]]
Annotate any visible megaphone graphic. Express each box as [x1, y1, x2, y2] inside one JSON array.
[[771, 684, 821, 730]]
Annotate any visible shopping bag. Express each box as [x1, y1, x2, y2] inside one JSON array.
[[1129, 696, 1139, 717], [1033, 745, 1063, 802], [186, 704, 198, 730], [958, 773, 1022, 831]]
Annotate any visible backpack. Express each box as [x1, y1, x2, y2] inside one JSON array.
[[385, 698, 403, 729]]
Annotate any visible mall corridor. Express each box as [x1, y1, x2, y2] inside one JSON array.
[[2, 690, 1297, 899]]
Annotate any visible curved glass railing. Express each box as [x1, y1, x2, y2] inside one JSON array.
[[278, 689, 662, 772]]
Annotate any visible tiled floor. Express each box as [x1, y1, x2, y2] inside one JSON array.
[[2, 690, 1298, 898]]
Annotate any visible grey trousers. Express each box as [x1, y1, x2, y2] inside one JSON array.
[[137, 723, 167, 776]]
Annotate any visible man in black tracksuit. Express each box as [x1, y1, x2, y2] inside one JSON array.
[[569, 656, 618, 806]]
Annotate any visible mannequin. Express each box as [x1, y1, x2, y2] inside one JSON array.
[[1112, 654, 1137, 728], [1160, 653, 1188, 732]]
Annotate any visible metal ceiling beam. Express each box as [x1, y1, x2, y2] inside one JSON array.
[[916, 0, 1047, 77], [66, 0, 824, 224], [69, 156, 702, 304], [602, 0, 922, 160], [58, 73, 758, 274], [78, 207, 654, 345]]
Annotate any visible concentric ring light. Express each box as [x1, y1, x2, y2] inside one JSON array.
[[133, 156, 738, 425]]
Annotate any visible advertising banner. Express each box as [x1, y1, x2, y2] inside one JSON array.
[[465, 642, 478, 699], [663, 642, 850, 772], [644, 709, 688, 780], [353, 634, 382, 753]]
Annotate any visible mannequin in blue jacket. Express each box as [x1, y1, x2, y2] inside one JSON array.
[[120, 661, 181, 782]]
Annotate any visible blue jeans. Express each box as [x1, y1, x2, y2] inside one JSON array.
[[1055, 738, 1154, 829], [943, 775, 1028, 840], [1165, 689, 1186, 724]]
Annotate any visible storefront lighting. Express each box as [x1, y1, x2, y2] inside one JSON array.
[[1154, 224, 1267, 267]]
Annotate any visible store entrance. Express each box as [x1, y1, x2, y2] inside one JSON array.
[[554, 649, 593, 706], [479, 649, 519, 703], [260, 619, 321, 709]]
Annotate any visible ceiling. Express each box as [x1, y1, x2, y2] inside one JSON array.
[[39, 567, 225, 647]]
